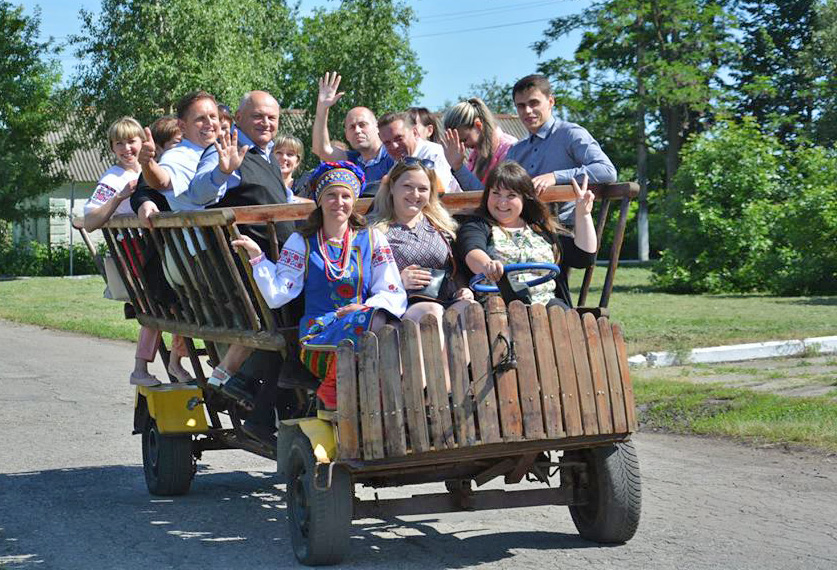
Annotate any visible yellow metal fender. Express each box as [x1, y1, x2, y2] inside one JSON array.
[[135, 384, 209, 435], [276, 416, 338, 481]]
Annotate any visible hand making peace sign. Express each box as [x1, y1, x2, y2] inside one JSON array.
[[571, 173, 594, 217]]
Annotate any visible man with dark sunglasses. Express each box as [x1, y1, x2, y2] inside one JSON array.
[[377, 111, 461, 193]]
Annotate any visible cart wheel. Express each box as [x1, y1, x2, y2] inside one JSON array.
[[285, 431, 353, 566], [141, 419, 195, 496], [563, 441, 641, 543]]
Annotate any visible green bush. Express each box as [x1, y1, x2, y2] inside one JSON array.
[[0, 240, 99, 277], [653, 118, 837, 295]]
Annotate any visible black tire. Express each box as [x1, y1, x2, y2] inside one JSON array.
[[141, 419, 195, 496], [285, 431, 353, 566], [563, 441, 641, 543]]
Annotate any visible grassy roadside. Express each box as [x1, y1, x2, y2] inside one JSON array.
[[634, 375, 837, 452], [1, 268, 835, 354]]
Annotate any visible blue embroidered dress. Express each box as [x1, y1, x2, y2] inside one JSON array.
[[251, 228, 407, 377]]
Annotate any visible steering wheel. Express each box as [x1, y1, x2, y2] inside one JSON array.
[[469, 262, 561, 293]]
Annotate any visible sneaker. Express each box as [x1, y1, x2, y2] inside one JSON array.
[[219, 375, 257, 411], [130, 372, 161, 387]]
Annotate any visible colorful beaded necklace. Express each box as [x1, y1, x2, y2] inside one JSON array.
[[317, 227, 353, 281]]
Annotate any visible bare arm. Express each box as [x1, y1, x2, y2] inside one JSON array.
[[83, 180, 136, 231], [571, 175, 597, 253], [311, 72, 348, 161]]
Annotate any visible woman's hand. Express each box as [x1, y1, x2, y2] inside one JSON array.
[[400, 264, 432, 290], [442, 129, 466, 170], [572, 173, 594, 217], [454, 287, 474, 301], [481, 259, 504, 282], [336, 303, 365, 318], [116, 179, 137, 201], [231, 235, 263, 259]]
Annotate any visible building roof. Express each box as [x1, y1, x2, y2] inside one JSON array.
[[45, 127, 113, 183]]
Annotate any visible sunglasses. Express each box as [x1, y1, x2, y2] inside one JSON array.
[[400, 156, 435, 169]]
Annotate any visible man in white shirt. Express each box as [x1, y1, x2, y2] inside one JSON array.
[[377, 112, 461, 193]]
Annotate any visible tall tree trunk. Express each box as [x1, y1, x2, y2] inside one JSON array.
[[664, 104, 686, 190], [636, 14, 649, 261]]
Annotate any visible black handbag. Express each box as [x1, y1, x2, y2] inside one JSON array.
[[408, 267, 449, 302]]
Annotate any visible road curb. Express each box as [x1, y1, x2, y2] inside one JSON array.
[[628, 335, 837, 368]]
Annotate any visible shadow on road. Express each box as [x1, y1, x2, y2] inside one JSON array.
[[1, 465, 602, 569]]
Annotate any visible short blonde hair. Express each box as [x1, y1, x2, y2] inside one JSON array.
[[107, 116, 145, 146], [273, 134, 304, 169], [371, 161, 458, 237]]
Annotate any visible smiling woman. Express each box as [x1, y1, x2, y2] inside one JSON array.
[[231, 161, 407, 409]]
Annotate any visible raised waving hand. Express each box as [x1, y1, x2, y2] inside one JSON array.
[[215, 128, 250, 175], [442, 128, 467, 171], [318, 72, 345, 109]]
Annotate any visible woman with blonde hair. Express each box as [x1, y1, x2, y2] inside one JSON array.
[[272, 134, 305, 196], [372, 158, 474, 387], [442, 97, 518, 190]]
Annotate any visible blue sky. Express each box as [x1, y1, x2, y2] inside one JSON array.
[[20, 0, 586, 111]]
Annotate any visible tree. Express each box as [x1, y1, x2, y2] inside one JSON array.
[[534, 0, 738, 260], [732, 1, 820, 144], [282, 0, 423, 161], [808, 0, 837, 144], [455, 77, 515, 115], [0, 2, 73, 222], [69, 0, 298, 151]]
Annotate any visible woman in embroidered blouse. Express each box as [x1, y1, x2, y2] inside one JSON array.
[[232, 161, 407, 409], [442, 97, 518, 191], [456, 161, 597, 309]]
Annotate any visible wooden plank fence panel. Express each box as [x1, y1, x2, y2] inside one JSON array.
[[378, 325, 407, 457], [612, 323, 638, 432], [464, 302, 501, 444], [443, 308, 476, 447], [530, 304, 564, 438], [486, 297, 523, 441], [566, 310, 599, 435], [420, 315, 455, 449], [399, 320, 430, 453], [583, 313, 613, 434], [336, 340, 360, 460], [598, 317, 628, 433], [547, 307, 583, 437], [358, 332, 384, 460], [507, 301, 545, 440]]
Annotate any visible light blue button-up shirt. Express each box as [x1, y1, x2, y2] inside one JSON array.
[[157, 138, 208, 211], [506, 116, 617, 224], [189, 128, 293, 206]]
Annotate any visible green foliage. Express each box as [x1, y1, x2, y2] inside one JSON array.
[[0, 3, 73, 222], [0, 240, 98, 277], [283, 0, 423, 167], [653, 118, 837, 294], [454, 77, 515, 115], [69, 0, 298, 150]]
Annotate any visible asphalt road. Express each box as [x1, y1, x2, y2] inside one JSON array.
[[1, 320, 836, 569]]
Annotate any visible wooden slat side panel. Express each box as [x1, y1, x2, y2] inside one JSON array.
[[420, 315, 455, 450], [464, 302, 501, 444], [566, 310, 600, 435], [358, 332, 384, 460], [443, 307, 476, 446], [582, 313, 613, 434], [378, 325, 407, 457], [530, 304, 565, 438], [599, 317, 628, 433], [547, 307, 583, 437], [507, 301, 545, 440], [612, 323, 638, 432], [336, 340, 360, 460], [399, 320, 430, 453], [486, 297, 523, 441]]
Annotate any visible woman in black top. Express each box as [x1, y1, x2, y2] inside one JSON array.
[[455, 161, 597, 308]]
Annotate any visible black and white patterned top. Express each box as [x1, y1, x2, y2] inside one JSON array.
[[384, 216, 453, 273]]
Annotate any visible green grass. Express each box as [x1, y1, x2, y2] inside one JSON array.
[[635, 376, 837, 451], [0, 268, 835, 354]]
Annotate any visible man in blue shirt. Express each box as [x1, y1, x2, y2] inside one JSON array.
[[311, 72, 394, 195], [506, 74, 617, 226]]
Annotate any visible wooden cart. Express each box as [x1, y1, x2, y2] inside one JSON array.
[[92, 182, 641, 566]]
